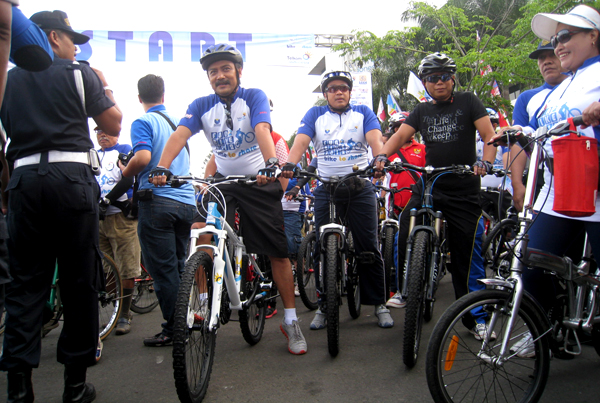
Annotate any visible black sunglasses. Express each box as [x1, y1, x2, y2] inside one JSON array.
[[424, 73, 453, 83], [550, 29, 587, 48]]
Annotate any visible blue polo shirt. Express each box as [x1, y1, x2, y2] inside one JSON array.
[[130, 105, 195, 205]]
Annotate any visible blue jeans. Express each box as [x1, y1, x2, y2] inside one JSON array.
[[283, 211, 303, 256], [138, 196, 195, 337]]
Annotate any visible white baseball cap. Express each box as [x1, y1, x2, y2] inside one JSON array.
[[531, 5, 600, 41]]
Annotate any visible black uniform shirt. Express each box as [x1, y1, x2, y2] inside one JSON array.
[[0, 56, 115, 161]]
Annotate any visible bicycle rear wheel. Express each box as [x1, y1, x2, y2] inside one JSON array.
[[173, 251, 216, 403], [325, 233, 341, 357], [297, 231, 318, 310], [426, 289, 550, 403], [403, 231, 429, 368], [99, 253, 122, 340], [131, 257, 159, 314], [239, 254, 267, 345]]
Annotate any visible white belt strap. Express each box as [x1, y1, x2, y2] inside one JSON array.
[[14, 151, 90, 169]]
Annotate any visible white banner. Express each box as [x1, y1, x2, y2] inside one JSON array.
[[349, 72, 373, 110]]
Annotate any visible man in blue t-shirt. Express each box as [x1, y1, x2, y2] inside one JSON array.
[[283, 70, 394, 330], [148, 44, 307, 355], [122, 74, 196, 347]]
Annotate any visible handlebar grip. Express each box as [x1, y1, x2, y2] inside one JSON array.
[[571, 115, 584, 126]]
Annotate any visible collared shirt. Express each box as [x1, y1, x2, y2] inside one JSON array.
[[512, 82, 554, 127], [131, 104, 195, 206], [178, 87, 271, 176], [297, 104, 379, 179]]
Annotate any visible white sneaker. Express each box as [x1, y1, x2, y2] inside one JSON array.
[[386, 291, 406, 308], [375, 304, 394, 328], [510, 331, 535, 358], [294, 284, 300, 297], [280, 319, 307, 355], [310, 309, 327, 330], [470, 323, 497, 341]]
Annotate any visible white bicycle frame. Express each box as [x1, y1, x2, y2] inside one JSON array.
[[187, 203, 270, 332]]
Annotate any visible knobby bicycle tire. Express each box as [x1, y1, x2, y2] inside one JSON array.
[[173, 251, 216, 403], [382, 225, 397, 298], [403, 231, 429, 368], [239, 254, 267, 345], [426, 289, 551, 403], [346, 231, 361, 319], [297, 231, 318, 310], [482, 218, 518, 278], [131, 261, 159, 314], [99, 253, 123, 340], [325, 233, 340, 357]]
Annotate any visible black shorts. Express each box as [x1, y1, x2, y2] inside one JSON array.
[[196, 180, 288, 258]]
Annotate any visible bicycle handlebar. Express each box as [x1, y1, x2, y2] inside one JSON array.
[[295, 165, 373, 185], [387, 162, 473, 176], [168, 174, 257, 187]]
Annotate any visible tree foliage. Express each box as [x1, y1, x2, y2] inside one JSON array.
[[335, 0, 598, 122]]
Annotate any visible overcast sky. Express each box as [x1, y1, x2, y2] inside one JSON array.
[[16, 0, 447, 174]]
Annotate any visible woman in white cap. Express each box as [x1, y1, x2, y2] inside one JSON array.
[[502, 4, 600, 358]]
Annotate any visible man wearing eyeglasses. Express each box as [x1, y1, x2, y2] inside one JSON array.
[[0, 9, 122, 402], [148, 44, 307, 355], [508, 41, 568, 211], [376, 53, 497, 341], [282, 70, 394, 330]]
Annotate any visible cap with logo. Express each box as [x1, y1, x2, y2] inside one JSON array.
[[30, 10, 90, 45], [531, 5, 600, 41]]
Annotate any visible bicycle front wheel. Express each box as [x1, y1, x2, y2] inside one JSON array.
[[173, 251, 216, 403], [99, 253, 123, 340], [297, 231, 318, 310], [346, 231, 360, 319], [382, 225, 396, 298], [426, 289, 551, 403], [403, 231, 429, 368], [239, 254, 267, 345], [325, 233, 341, 357]]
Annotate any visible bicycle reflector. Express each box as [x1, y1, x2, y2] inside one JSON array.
[[445, 335, 460, 371]]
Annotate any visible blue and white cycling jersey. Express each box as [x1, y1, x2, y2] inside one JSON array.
[[178, 87, 271, 176], [297, 105, 380, 179]]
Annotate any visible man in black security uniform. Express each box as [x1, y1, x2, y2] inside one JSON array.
[[0, 10, 122, 403], [376, 53, 498, 341]]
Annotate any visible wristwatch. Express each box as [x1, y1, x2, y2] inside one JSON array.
[[265, 157, 279, 167]]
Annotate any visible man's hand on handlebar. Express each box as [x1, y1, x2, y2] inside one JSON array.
[[372, 154, 388, 178], [148, 166, 173, 186], [285, 186, 300, 201], [581, 102, 600, 129], [281, 162, 298, 179], [473, 160, 493, 176], [256, 157, 280, 186]]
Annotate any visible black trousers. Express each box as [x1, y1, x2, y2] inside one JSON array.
[[0, 162, 101, 371]]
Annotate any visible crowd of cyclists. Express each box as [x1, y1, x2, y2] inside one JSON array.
[[2, 3, 600, 402]]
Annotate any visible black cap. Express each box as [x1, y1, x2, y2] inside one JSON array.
[[528, 41, 554, 59], [30, 10, 90, 45]]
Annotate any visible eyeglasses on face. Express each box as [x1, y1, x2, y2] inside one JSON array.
[[424, 73, 453, 83], [325, 85, 350, 94], [94, 129, 104, 135], [551, 29, 587, 48]]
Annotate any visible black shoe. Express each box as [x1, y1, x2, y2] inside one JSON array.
[[143, 332, 172, 347], [63, 365, 96, 403], [7, 370, 34, 403]]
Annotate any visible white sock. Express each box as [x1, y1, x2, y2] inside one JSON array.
[[284, 308, 298, 325]]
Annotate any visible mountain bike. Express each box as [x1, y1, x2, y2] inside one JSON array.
[[168, 175, 276, 403], [294, 194, 318, 311], [130, 254, 159, 314], [295, 166, 372, 357], [425, 116, 600, 403], [42, 252, 122, 340], [386, 162, 474, 368]]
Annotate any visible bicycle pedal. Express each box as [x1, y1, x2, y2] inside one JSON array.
[[260, 282, 272, 290]]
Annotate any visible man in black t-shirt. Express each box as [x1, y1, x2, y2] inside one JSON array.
[[0, 10, 121, 402], [377, 53, 497, 340]]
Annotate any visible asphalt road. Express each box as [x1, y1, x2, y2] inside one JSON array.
[[1, 275, 599, 402]]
